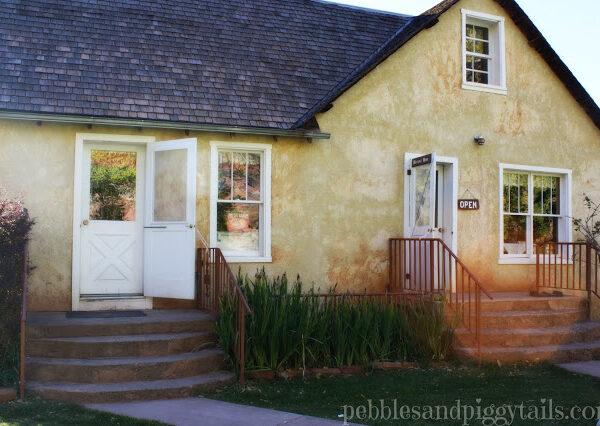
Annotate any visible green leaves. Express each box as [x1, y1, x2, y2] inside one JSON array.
[[216, 271, 457, 373]]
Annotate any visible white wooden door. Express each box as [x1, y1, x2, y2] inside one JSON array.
[[80, 144, 145, 295], [408, 153, 437, 238], [143, 138, 197, 300]]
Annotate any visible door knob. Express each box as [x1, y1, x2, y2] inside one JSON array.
[[82, 219, 89, 226], [189, 224, 195, 229]]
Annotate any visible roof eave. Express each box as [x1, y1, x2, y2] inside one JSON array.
[[0, 110, 331, 140]]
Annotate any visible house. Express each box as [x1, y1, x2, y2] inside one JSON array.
[[2, 0, 600, 401]]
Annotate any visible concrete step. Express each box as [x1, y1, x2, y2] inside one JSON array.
[[456, 338, 600, 363], [455, 322, 600, 348], [479, 308, 588, 329], [480, 294, 587, 312], [26, 348, 225, 383], [27, 310, 215, 338], [26, 371, 235, 403], [27, 332, 215, 358]]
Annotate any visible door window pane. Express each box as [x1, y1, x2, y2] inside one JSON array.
[[216, 203, 260, 252], [90, 150, 136, 221], [414, 167, 431, 227], [503, 215, 527, 255], [154, 149, 186, 221]]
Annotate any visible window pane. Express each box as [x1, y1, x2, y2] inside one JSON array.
[[466, 39, 474, 52], [90, 150, 136, 221], [414, 167, 431, 227], [504, 173, 528, 213], [466, 24, 474, 38], [474, 40, 489, 54], [551, 176, 560, 215], [466, 70, 473, 82], [233, 152, 247, 200], [473, 72, 488, 84], [247, 153, 261, 201], [503, 215, 527, 255], [216, 203, 260, 252], [218, 151, 232, 200], [533, 216, 559, 254], [474, 26, 489, 40], [154, 149, 186, 222], [473, 57, 488, 71]]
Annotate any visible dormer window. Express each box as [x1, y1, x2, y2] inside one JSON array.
[[461, 10, 506, 95]]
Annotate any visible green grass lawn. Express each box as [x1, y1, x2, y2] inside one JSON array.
[[0, 397, 166, 426], [204, 363, 600, 425]]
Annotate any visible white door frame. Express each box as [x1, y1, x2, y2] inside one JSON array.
[[403, 153, 458, 254], [72, 133, 155, 311]]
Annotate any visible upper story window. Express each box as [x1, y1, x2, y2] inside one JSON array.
[[499, 164, 572, 264], [462, 9, 506, 95], [210, 141, 272, 263]]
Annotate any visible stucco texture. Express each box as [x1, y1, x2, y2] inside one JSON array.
[[1, 0, 599, 311]]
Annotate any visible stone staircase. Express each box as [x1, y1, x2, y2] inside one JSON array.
[[25, 310, 234, 403], [455, 292, 600, 363]]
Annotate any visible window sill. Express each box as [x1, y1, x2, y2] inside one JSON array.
[[223, 255, 272, 263], [462, 82, 507, 95]]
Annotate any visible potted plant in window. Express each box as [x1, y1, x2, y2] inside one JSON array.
[[226, 206, 250, 232]]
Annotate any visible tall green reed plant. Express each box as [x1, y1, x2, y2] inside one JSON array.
[[216, 269, 459, 372]]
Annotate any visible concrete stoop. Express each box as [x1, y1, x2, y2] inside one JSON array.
[[455, 292, 600, 363], [25, 310, 235, 403]]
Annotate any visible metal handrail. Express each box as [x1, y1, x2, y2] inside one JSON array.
[[20, 241, 29, 400], [196, 247, 251, 386], [389, 237, 492, 359]]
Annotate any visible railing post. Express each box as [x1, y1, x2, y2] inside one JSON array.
[[215, 251, 221, 313], [239, 296, 246, 387], [476, 286, 482, 366], [429, 240, 434, 299], [20, 241, 28, 400], [586, 243, 592, 319], [535, 244, 540, 293]]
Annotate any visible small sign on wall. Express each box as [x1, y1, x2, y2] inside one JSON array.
[[458, 199, 480, 210], [411, 154, 432, 167]]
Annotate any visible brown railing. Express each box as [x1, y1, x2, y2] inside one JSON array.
[[389, 238, 492, 356], [196, 247, 251, 386], [536, 242, 600, 305]]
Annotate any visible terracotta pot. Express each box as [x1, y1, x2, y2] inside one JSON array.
[[226, 215, 250, 231]]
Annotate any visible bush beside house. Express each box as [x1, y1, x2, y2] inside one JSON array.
[[0, 190, 34, 386]]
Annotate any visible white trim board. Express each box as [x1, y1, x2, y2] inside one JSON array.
[[72, 133, 155, 311], [209, 141, 272, 263], [497, 163, 572, 265]]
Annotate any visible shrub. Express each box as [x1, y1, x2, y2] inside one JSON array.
[[0, 189, 34, 386], [216, 269, 457, 373]]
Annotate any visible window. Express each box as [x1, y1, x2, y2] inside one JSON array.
[[210, 142, 271, 262], [499, 164, 572, 263], [462, 10, 506, 94]]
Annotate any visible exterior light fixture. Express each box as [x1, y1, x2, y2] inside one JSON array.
[[474, 135, 485, 145]]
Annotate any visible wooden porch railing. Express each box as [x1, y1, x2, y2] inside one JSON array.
[[196, 247, 251, 386], [536, 242, 600, 309], [389, 238, 493, 357]]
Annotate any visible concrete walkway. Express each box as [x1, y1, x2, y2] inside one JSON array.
[[87, 397, 350, 426], [557, 360, 600, 378]]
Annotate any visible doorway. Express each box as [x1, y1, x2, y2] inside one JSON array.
[[72, 134, 198, 311]]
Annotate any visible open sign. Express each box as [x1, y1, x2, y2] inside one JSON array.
[[458, 199, 479, 210]]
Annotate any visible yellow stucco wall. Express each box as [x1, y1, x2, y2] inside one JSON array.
[[1, 0, 599, 311]]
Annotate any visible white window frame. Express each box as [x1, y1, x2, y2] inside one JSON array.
[[498, 163, 572, 264], [462, 9, 507, 95], [209, 141, 272, 263]]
